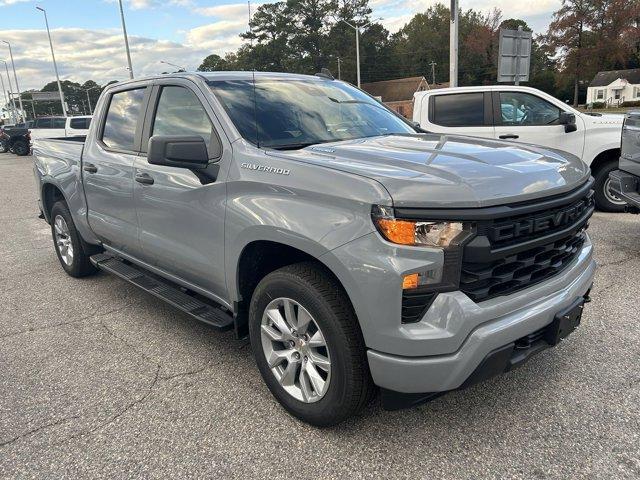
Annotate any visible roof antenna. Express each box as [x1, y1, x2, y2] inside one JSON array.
[[315, 68, 335, 80]]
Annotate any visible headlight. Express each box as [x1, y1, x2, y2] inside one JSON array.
[[371, 205, 472, 248]]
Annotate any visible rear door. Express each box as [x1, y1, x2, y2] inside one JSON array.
[[83, 84, 151, 255], [419, 91, 494, 138], [492, 91, 584, 158], [132, 78, 230, 300]]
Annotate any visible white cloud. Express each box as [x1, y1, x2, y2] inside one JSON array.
[[1, 28, 209, 91], [0, 0, 30, 5]]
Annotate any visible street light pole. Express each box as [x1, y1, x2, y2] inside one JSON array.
[[36, 6, 67, 117], [449, 0, 459, 88], [118, 0, 134, 79], [0, 60, 16, 123], [341, 19, 366, 88], [85, 86, 99, 115], [0, 70, 11, 124], [2, 41, 24, 121]]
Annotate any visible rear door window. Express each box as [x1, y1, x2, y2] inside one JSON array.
[[35, 118, 53, 129], [70, 117, 91, 130], [102, 88, 146, 151], [431, 93, 485, 127], [52, 118, 66, 129]]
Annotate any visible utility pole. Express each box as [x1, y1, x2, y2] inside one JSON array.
[[118, 0, 134, 79], [337, 57, 341, 80], [2, 41, 24, 121], [86, 89, 92, 115], [0, 71, 10, 123], [449, 0, 458, 88], [429, 61, 437, 86], [36, 6, 67, 116], [1, 60, 16, 123]]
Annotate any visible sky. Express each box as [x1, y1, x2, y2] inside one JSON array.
[[0, 0, 561, 91]]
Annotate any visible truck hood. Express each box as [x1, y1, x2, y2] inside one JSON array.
[[268, 134, 590, 208]]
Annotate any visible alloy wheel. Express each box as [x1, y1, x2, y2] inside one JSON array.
[[260, 297, 331, 403], [53, 215, 74, 266]]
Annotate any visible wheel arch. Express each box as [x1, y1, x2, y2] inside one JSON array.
[[590, 148, 621, 176], [41, 182, 66, 223], [232, 239, 360, 339]]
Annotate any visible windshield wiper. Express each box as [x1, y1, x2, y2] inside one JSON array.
[[265, 142, 321, 151], [328, 97, 371, 105]]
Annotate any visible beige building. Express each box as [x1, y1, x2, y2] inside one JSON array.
[[587, 69, 640, 107], [361, 76, 448, 118]]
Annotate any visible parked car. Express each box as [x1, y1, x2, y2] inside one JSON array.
[[29, 115, 92, 140], [413, 86, 625, 212], [0, 123, 30, 156], [608, 111, 640, 212], [33, 72, 595, 426]]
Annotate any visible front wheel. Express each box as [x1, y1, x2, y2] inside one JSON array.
[[593, 160, 626, 212], [249, 262, 375, 426]]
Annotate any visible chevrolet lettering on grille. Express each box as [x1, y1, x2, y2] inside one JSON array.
[[489, 199, 590, 242]]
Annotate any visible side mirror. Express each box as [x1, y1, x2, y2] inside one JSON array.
[[148, 135, 209, 169], [559, 112, 577, 133]]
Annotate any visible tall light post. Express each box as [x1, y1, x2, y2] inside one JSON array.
[[449, 0, 459, 88], [160, 60, 186, 72], [36, 6, 67, 116], [1, 41, 24, 121], [85, 86, 100, 115], [0, 59, 16, 123], [118, 0, 134, 79], [0, 69, 12, 124], [339, 18, 381, 88]]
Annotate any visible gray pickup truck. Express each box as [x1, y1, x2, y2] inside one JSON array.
[[33, 72, 595, 426], [609, 111, 640, 212]]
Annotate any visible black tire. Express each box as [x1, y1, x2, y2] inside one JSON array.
[[50, 201, 99, 277], [249, 262, 375, 427], [593, 159, 626, 212], [0, 140, 8, 153], [12, 138, 29, 156]]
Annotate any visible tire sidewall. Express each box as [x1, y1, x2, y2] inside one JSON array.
[[249, 273, 355, 426], [594, 161, 626, 212], [50, 203, 84, 277], [13, 139, 29, 156]]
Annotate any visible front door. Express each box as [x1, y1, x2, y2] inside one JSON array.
[[83, 86, 149, 254], [133, 80, 229, 301], [493, 91, 585, 159]]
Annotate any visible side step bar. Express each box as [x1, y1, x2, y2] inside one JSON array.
[[90, 253, 234, 331]]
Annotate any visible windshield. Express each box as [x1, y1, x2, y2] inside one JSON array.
[[209, 79, 414, 149]]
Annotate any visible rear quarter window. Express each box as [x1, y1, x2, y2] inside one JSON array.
[[70, 117, 91, 130], [431, 93, 485, 127]]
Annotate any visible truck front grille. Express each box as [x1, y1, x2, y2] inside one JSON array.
[[459, 188, 594, 303]]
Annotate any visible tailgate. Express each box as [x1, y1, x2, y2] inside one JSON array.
[[620, 111, 640, 177]]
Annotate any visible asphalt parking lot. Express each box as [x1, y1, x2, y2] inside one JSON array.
[[1, 152, 639, 479]]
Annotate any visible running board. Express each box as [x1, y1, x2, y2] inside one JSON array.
[[90, 253, 234, 331]]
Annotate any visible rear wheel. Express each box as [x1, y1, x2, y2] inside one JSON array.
[[249, 262, 375, 426], [50, 201, 99, 277], [12, 138, 29, 156], [593, 159, 626, 212], [0, 139, 8, 153]]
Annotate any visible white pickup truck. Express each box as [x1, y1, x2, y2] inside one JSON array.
[[413, 86, 625, 211], [29, 116, 92, 140]]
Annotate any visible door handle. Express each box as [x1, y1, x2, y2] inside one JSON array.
[[135, 172, 155, 185], [83, 163, 98, 174], [499, 134, 519, 140]]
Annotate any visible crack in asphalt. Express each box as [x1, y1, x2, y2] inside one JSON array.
[[0, 415, 81, 448], [0, 303, 137, 340]]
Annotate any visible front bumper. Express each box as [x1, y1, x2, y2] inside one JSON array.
[[364, 239, 595, 403], [609, 169, 640, 210]]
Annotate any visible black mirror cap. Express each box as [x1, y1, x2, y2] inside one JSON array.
[[148, 135, 209, 169], [559, 112, 576, 125]]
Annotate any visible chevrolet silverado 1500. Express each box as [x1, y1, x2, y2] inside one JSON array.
[[33, 72, 595, 426]]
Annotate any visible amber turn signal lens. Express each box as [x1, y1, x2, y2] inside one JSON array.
[[376, 218, 416, 245], [402, 273, 419, 290]]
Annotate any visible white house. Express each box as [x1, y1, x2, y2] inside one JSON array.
[[587, 68, 640, 106]]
